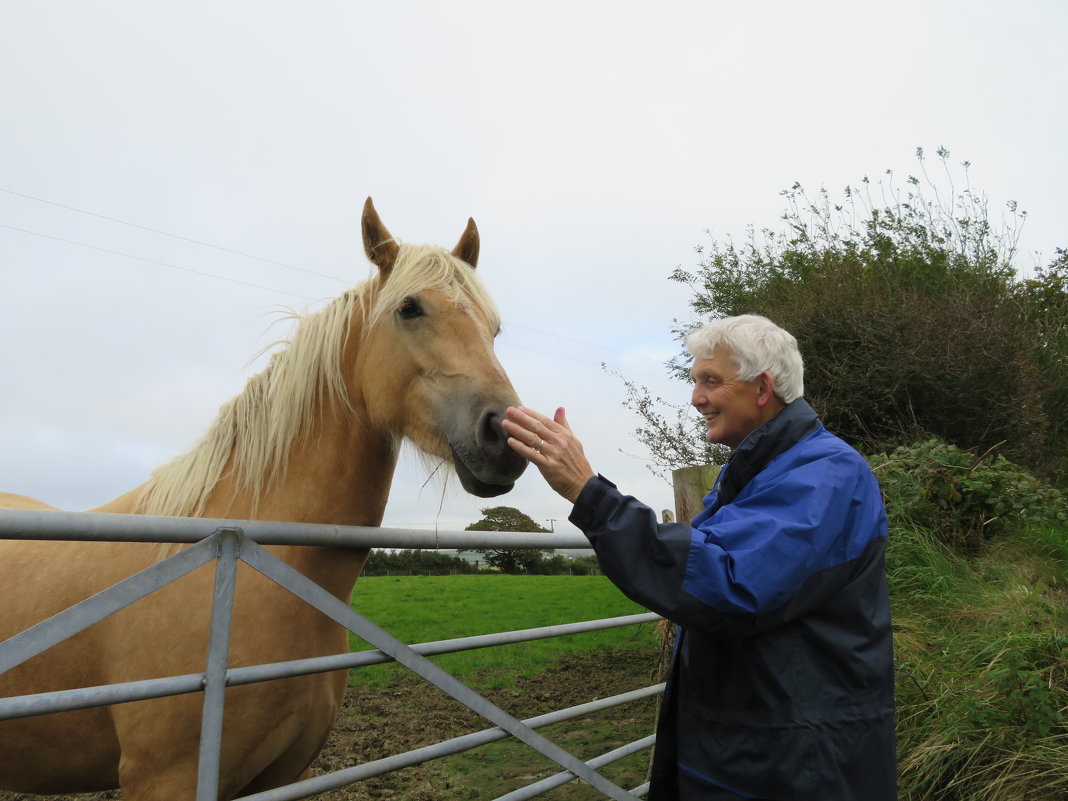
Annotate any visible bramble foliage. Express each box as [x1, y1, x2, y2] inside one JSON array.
[[968, 635, 1067, 740], [872, 438, 1067, 551], [654, 147, 1066, 482]]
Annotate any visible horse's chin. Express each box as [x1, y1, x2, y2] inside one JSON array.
[[463, 474, 515, 498], [450, 446, 522, 498]]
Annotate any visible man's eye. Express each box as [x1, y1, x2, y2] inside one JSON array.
[[397, 297, 424, 320]]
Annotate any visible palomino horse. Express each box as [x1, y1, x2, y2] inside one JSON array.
[[0, 199, 527, 799]]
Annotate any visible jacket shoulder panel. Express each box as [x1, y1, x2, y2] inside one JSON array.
[[683, 430, 887, 615]]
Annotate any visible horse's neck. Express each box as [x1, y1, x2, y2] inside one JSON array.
[[216, 404, 397, 527], [211, 403, 397, 597], [100, 401, 397, 600]]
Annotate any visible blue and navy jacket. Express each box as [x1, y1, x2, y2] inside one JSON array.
[[569, 400, 896, 800]]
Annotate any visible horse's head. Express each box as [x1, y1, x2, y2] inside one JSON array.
[[352, 198, 527, 497]]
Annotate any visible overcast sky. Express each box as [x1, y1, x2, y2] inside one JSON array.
[[1, 1, 1064, 538]]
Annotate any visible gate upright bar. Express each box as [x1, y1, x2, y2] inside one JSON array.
[[197, 529, 241, 801]]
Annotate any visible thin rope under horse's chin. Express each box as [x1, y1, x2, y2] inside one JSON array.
[[416, 459, 452, 547], [434, 468, 453, 548]]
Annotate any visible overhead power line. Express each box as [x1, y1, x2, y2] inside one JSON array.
[[0, 223, 316, 301], [0, 186, 350, 284], [2, 187, 673, 372]]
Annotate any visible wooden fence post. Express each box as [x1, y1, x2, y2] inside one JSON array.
[[671, 464, 720, 524], [648, 464, 720, 782]]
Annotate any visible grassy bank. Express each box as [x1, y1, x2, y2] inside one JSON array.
[[872, 440, 1068, 799], [889, 521, 1068, 800]]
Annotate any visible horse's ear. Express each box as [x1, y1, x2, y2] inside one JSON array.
[[362, 197, 399, 275], [451, 218, 480, 269]]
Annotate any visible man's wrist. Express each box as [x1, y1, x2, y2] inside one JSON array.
[[561, 472, 597, 504]]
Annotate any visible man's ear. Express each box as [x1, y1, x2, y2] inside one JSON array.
[[755, 371, 778, 407]]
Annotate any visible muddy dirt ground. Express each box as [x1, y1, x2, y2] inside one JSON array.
[[0, 648, 660, 801]]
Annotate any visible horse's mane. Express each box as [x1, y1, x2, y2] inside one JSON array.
[[133, 242, 500, 518]]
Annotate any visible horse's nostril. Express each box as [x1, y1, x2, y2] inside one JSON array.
[[479, 409, 505, 448]]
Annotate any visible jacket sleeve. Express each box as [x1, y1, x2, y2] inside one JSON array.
[[569, 453, 884, 636]]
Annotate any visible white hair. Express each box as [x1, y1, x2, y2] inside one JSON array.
[[686, 315, 804, 403]]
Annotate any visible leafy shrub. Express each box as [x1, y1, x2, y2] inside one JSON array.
[[872, 438, 1067, 551], [654, 148, 1067, 483], [969, 635, 1067, 739], [1019, 250, 1068, 481]]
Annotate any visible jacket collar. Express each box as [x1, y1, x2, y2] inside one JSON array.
[[709, 398, 822, 513]]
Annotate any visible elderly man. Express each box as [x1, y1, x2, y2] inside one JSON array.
[[502, 315, 896, 801]]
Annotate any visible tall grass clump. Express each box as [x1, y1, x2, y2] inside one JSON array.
[[873, 439, 1068, 800]]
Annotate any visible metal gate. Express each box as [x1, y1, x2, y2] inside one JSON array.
[[0, 509, 662, 800]]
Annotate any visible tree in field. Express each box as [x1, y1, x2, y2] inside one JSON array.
[[462, 506, 554, 574], [627, 148, 1067, 484]]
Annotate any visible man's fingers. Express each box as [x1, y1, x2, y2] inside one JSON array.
[[508, 405, 554, 430], [505, 406, 557, 443]]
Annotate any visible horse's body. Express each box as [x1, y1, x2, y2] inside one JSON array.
[[0, 200, 526, 799]]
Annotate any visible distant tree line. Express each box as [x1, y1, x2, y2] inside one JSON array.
[[361, 548, 601, 576], [362, 549, 476, 576], [362, 506, 602, 576]]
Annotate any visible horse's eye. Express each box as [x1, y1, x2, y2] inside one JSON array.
[[397, 297, 424, 320]]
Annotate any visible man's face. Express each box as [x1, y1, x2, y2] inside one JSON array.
[[690, 346, 766, 449]]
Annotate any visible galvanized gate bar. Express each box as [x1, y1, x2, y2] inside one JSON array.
[[0, 673, 205, 721], [405, 613, 661, 656], [0, 508, 590, 549], [197, 529, 241, 801], [237, 536, 642, 801], [0, 536, 217, 674], [492, 735, 657, 801], [230, 612, 663, 684], [236, 685, 664, 801], [0, 614, 660, 722]]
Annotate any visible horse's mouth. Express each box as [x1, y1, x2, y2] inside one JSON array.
[[449, 445, 522, 498]]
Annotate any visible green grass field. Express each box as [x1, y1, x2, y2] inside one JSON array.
[[346, 574, 660, 688]]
